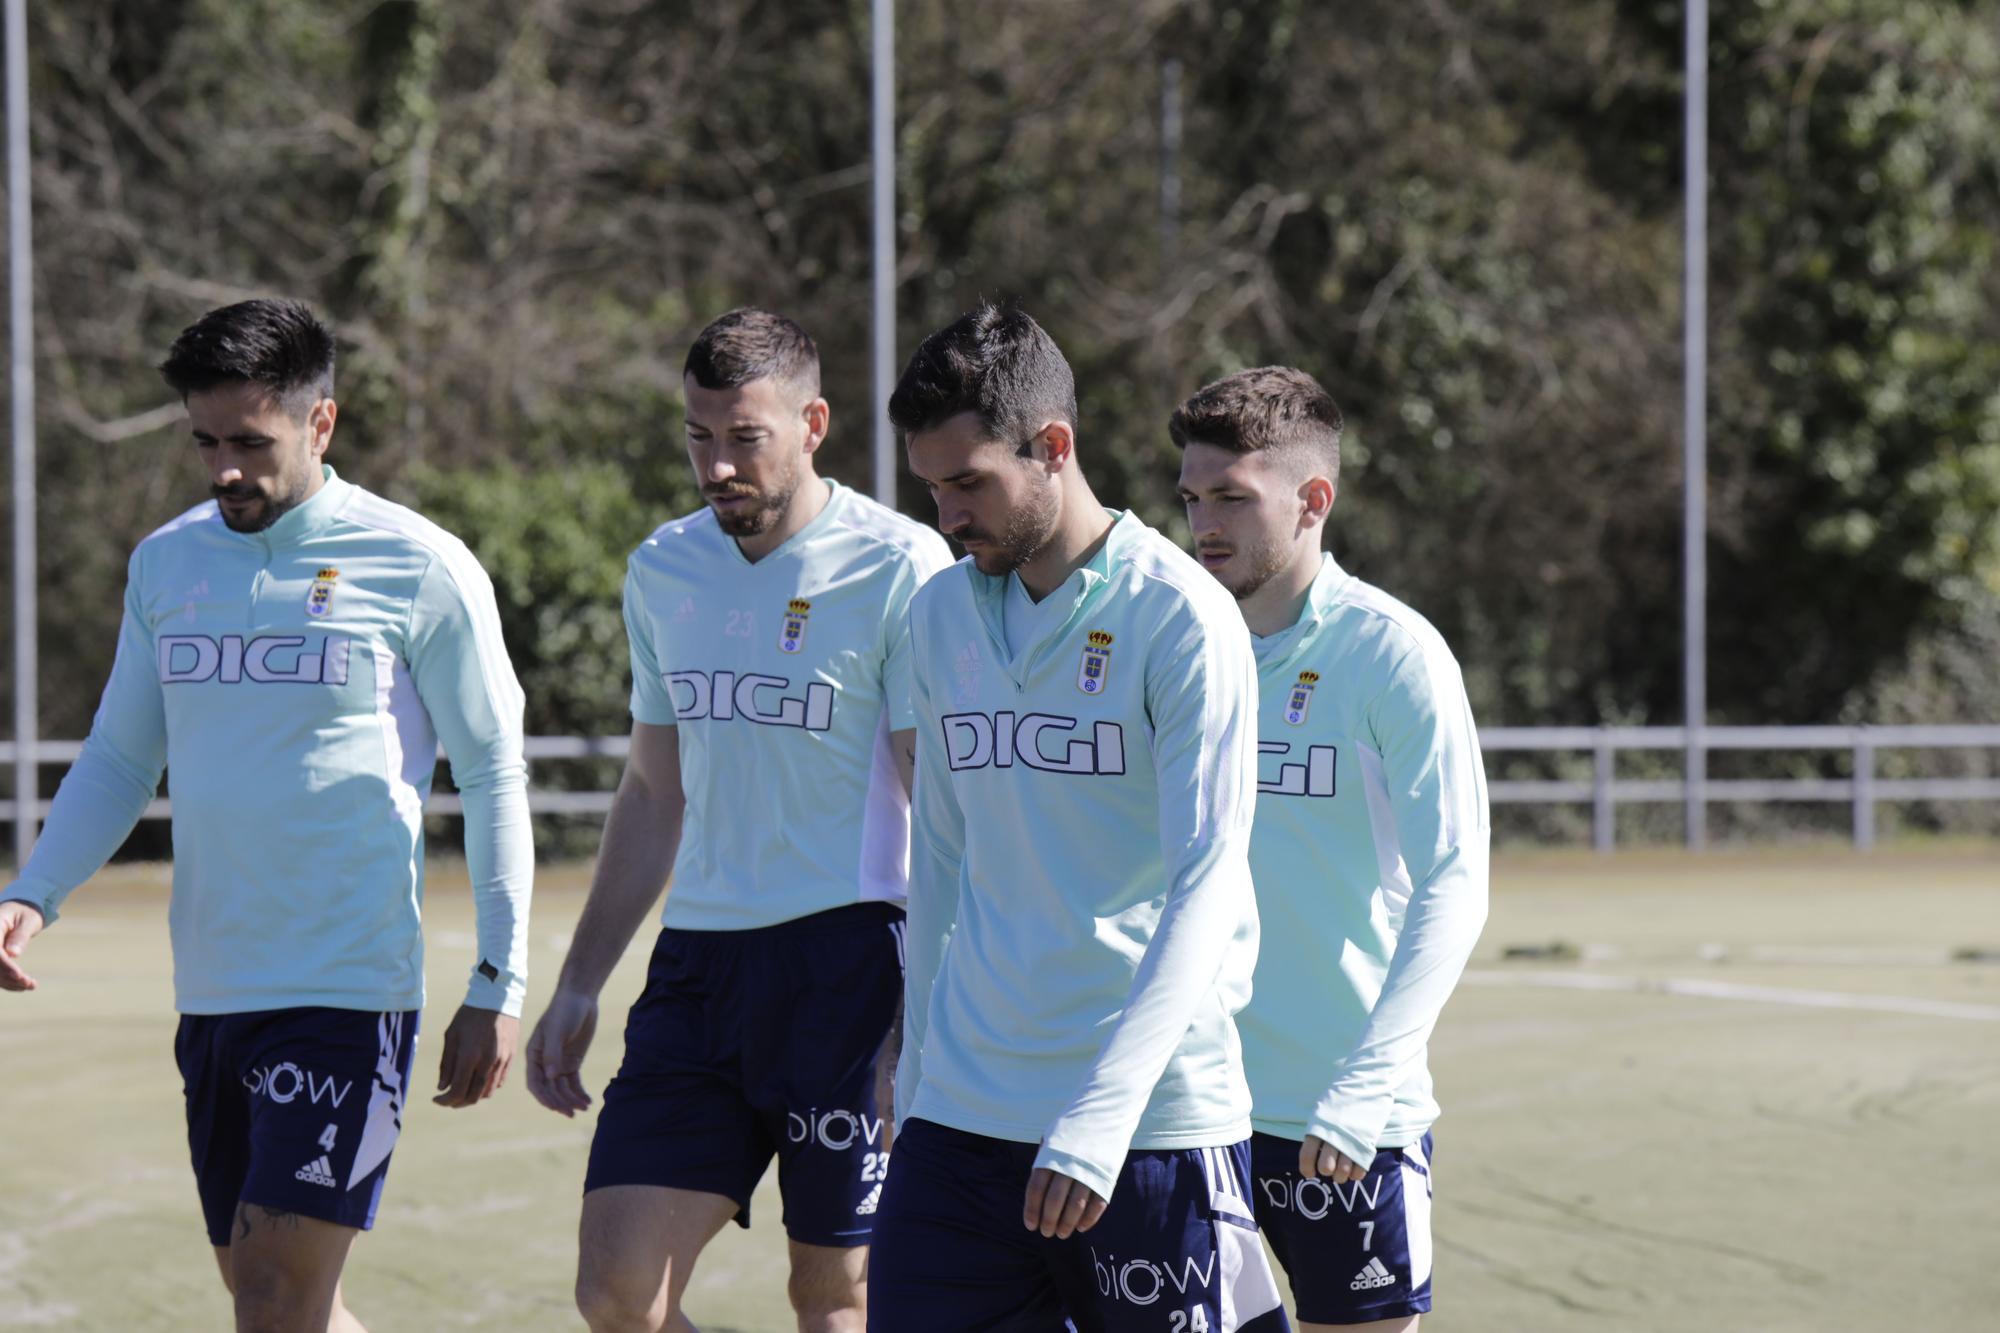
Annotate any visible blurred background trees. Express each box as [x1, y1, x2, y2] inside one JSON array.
[[3, 0, 1996, 843]]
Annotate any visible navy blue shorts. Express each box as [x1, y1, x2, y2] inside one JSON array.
[[584, 902, 905, 1247], [175, 1007, 419, 1247], [867, 1118, 1291, 1333], [1251, 1131, 1434, 1324]]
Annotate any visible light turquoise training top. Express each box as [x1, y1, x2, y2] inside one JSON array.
[[1240, 554, 1489, 1165], [1, 468, 534, 1017], [900, 510, 1263, 1203], [625, 479, 953, 930]]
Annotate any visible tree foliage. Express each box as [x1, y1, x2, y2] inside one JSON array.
[[2, 1, 1995, 835]]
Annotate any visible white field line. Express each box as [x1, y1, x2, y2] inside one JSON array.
[[1696, 943, 1978, 966], [1462, 969, 2000, 1022], [1501, 943, 1997, 966]]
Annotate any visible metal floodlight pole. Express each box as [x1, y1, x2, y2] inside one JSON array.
[[1159, 58, 1182, 258], [870, 0, 895, 508], [7, 0, 36, 868], [1683, 0, 1709, 851]]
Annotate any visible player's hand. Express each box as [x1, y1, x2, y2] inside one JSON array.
[[0, 901, 45, 993], [433, 1004, 518, 1108], [524, 986, 599, 1118], [1023, 1167, 1108, 1239], [1300, 1134, 1368, 1184]]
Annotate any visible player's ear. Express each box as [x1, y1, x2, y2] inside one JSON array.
[[1035, 421, 1075, 473], [802, 397, 830, 454], [308, 399, 337, 459], [1300, 474, 1335, 526]]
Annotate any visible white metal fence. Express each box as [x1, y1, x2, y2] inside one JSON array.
[[1478, 724, 2000, 851], [4, 724, 1997, 853]]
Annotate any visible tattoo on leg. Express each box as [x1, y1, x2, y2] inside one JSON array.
[[233, 1203, 305, 1242]]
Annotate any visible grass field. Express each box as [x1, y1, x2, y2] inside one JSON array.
[[2, 847, 1997, 1331]]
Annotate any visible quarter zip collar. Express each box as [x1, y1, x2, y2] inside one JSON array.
[[1252, 553, 1353, 673], [969, 508, 1137, 686], [234, 465, 352, 552]]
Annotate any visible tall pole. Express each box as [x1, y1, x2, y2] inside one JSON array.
[[1683, 0, 1708, 850], [6, 0, 36, 867], [1159, 58, 1182, 259], [869, 0, 895, 507]]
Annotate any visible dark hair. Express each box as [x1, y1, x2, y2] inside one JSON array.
[[158, 299, 336, 415], [1168, 366, 1343, 485], [684, 307, 821, 396], [888, 303, 1078, 450]]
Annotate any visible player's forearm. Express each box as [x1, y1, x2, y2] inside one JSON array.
[[556, 772, 684, 998], [457, 768, 535, 1017], [1308, 840, 1489, 1158], [1037, 854, 1247, 1197], [1, 743, 163, 924], [1038, 629, 1259, 1194]]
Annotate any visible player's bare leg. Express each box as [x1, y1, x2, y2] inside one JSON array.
[[214, 1241, 365, 1331], [575, 1185, 737, 1333], [221, 1204, 365, 1333], [786, 1239, 866, 1333]]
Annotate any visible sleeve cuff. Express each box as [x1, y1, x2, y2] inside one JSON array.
[[1, 883, 59, 928], [461, 968, 526, 1019], [1031, 1141, 1122, 1205], [1305, 1097, 1389, 1168]]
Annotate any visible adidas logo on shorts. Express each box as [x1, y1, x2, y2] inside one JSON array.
[[294, 1155, 338, 1188], [855, 1183, 882, 1216], [1349, 1257, 1396, 1291]]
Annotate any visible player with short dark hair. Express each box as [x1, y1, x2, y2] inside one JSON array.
[[0, 298, 534, 1332], [1175, 367, 1489, 1331], [870, 304, 1289, 1331], [524, 307, 951, 1333], [1168, 366, 1342, 486]]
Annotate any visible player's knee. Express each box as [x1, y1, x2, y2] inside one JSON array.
[[229, 1263, 321, 1333], [574, 1261, 671, 1333], [790, 1290, 864, 1333], [787, 1260, 864, 1332]]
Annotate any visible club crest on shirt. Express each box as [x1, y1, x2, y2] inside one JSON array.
[[305, 568, 339, 618], [1284, 670, 1319, 726], [779, 598, 811, 653], [1077, 630, 1113, 696]]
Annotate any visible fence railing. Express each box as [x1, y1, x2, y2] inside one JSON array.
[[4, 724, 1998, 853], [1479, 725, 2000, 851]]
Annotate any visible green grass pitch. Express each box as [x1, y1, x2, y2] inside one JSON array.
[[2, 846, 1996, 1330]]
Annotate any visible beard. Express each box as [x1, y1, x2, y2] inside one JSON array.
[[212, 473, 313, 534], [1205, 531, 1294, 602], [705, 475, 797, 537], [958, 482, 1061, 578]]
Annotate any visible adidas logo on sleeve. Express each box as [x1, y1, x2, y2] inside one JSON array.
[[294, 1155, 338, 1188], [1349, 1256, 1396, 1291]]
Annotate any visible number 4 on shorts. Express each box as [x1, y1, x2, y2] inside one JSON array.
[[318, 1123, 338, 1153]]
